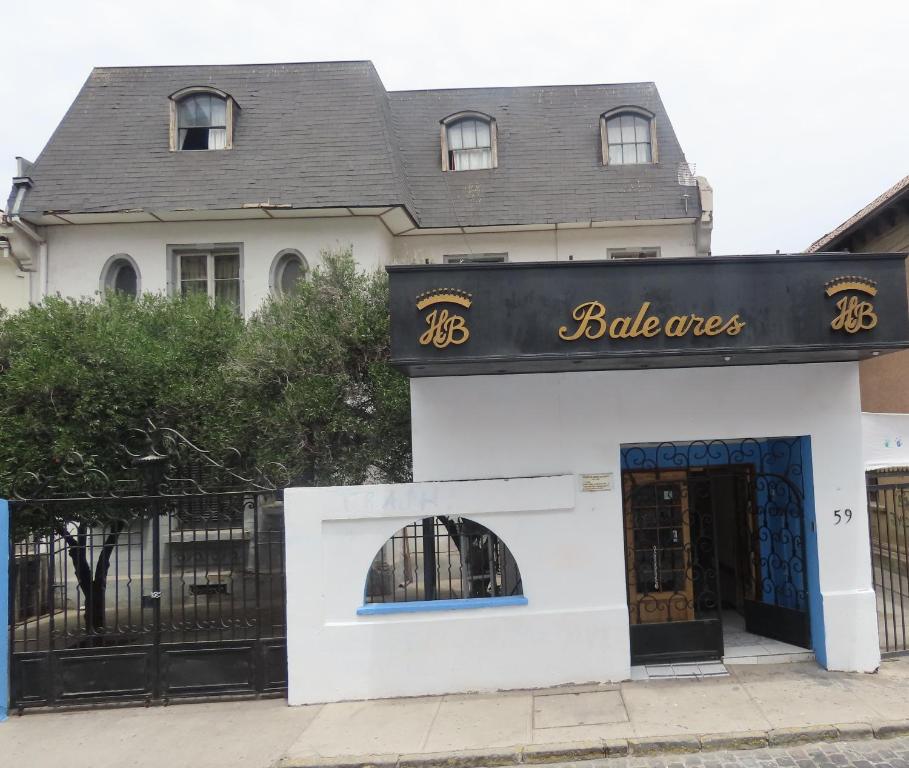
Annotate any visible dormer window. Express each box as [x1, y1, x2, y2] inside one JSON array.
[[169, 87, 235, 151], [600, 107, 658, 166], [441, 112, 497, 171]]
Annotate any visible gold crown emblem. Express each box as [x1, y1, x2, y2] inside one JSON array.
[[825, 275, 878, 297], [416, 288, 473, 310]]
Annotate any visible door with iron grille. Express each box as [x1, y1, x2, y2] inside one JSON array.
[[623, 470, 723, 663], [621, 439, 812, 665], [8, 424, 290, 710]]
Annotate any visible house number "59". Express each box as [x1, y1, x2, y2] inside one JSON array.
[[833, 509, 853, 525]]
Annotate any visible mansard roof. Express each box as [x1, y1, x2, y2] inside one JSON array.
[[10, 61, 700, 228]]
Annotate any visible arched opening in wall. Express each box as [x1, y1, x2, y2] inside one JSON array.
[[364, 516, 523, 604], [270, 249, 308, 296], [100, 255, 140, 297]]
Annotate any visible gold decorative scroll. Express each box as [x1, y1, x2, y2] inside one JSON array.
[[558, 301, 746, 342]]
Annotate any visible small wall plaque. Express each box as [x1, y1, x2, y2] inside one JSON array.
[[580, 473, 613, 492]]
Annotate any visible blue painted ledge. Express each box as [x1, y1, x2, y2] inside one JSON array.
[[357, 595, 528, 616]]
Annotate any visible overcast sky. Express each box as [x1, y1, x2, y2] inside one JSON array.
[[4, 0, 907, 254]]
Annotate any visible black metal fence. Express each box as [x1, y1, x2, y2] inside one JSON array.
[[364, 516, 522, 603], [867, 477, 909, 655], [8, 424, 289, 709]]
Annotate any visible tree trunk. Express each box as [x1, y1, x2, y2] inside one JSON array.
[[57, 520, 125, 645]]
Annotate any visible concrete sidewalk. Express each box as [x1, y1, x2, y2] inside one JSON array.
[[4, 659, 909, 768]]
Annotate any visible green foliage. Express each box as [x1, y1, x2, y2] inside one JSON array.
[[222, 248, 412, 485], [0, 291, 244, 496], [0, 249, 412, 513]]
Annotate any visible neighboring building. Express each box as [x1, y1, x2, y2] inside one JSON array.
[[4, 61, 712, 316], [808, 174, 909, 413], [0, 203, 33, 312]]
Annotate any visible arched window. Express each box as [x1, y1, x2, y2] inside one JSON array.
[[601, 107, 657, 166], [100, 255, 140, 297], [441, 113, 497, 171], [170, 87, 235, 151], [270, 249, 308, 295], [362, 516, 523, 606]]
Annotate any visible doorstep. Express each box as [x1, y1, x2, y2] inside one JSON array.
[[723, 641, 816, 666], [631, 661, 729, 681]]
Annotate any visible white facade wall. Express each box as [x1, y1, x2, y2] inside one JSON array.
[[26, 218, 699, 316], [283, 363, 879, 705], [410, 363, 879, 676], [0, 257, 30, 312], [392, 222, 696, 264], [42, 217, 394, 315]]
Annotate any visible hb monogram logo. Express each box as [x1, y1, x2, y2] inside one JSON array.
[[825, 276, 878, 334], [416, 289, 472, 349]]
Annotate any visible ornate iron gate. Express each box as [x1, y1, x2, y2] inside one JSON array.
[[621, 438, 811, 664], [867, 477, 909, 655], [8, 425, 289, 710]]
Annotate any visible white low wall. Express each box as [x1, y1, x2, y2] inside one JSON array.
[[284, 474, 629, 704]]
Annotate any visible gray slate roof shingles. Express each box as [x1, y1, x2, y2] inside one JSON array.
[[13, 61, 699, 228]]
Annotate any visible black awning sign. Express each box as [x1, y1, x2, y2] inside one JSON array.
[[389, 254, 909, 377]]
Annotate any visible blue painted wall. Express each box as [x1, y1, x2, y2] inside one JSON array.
[[800, 439, 826, 665], [0, 499, 8, 721]]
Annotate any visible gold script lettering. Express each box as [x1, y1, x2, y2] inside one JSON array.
[[831, 295, 878, 334], [419, 308, 470, 348], [703, 316, 724, 336], [561, 303, 747, 341], [559, 301, 608, 341], [722, 315, 746, 335], [609, 315, 633, 339], [664, 315, 692, 337], [641, 316, 662, 337]]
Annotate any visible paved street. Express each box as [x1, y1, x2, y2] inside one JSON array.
[[549, 737, 909, 768]]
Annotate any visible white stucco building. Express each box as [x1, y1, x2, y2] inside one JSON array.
[[2, 61, 712, 314], [285, 253, 909, 705]]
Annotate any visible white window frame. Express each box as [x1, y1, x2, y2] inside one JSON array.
[[167, 243, 244, 313], [607, 247, 661, 260], [440, 111, 498, 172], [168, 86, 237, 152], [443, 253, 508, 264], [600, 106, 658, 166]]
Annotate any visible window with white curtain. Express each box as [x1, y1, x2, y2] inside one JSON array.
[[172, 247, 242, 311], [176, 93, 229, 151], [603, 112, 654, 165], [445, 116, 495, 171]]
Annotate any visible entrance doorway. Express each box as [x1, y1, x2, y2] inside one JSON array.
[[621, 438, 812, 665]]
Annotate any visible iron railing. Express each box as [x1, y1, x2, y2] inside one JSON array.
[[8, 422, 290, 708], [364, 516, 522, 603], [867, 478, 909, 655]]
